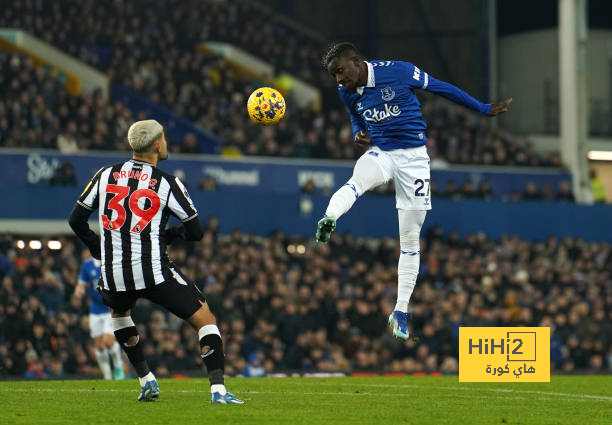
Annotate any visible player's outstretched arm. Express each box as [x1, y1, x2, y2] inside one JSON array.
[[68, 203, 101, 259], [424, 75, 511, 116]]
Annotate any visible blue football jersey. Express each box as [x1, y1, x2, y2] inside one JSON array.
[[338, 60, 491, 151], [78, 258, 109, 314]]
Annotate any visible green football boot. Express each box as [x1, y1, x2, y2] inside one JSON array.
[[315, 216, 336, 243]]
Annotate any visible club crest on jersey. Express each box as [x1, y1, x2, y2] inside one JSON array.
[[381, 86, 395, 101]]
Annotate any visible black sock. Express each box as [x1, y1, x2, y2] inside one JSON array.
[[114, 326, 150, 378], [200, 333, 224, 385]]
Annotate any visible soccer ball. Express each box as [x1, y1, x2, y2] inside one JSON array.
[[247, 87, 286, 125]]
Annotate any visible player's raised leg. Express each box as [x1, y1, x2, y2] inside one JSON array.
[[388, 209, 426, 340], [111, 312, 159, 401], [186, 301, 244, 404], [317, 149, 390, 242]]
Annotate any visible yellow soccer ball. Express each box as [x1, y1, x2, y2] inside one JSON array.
[[247, 87, 286, 125]]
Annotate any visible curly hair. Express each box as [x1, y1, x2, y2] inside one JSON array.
[[321, 42, 361, 69]]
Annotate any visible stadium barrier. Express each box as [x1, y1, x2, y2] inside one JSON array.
[[1, 185, 611, 240], [1, 149, 569, 196]]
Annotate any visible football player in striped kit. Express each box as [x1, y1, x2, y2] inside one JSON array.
[[69, 120, 243, 404]]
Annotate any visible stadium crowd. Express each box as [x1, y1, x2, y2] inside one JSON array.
[[1, 1, 561, 166], [0, 221, 610, 379], [1, 52, 559, 168], [0, 54, 137, 152], [1, 0, 330, 87]]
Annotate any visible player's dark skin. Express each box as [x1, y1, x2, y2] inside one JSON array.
[[327, 54, 513, 147]]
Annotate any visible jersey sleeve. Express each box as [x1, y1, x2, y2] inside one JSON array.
[[167, 177, 198, 222], [348, 109, 366, 139], [77, 263, 88, 286], [396, 61, 430, 89], [77, 168, 103, 210], [397, 61, 491, 114], [425, 75, 491, 114]]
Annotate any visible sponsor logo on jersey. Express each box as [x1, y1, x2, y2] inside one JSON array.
[[362, 103, 401, 123]]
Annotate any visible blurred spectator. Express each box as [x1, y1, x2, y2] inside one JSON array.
[[522, 182, 542, 201], [181, 133, 202, 154], [57, 122, 79, 153], [49, 162, 77, 186], [589, 170, 606, 203], [198, 176, 217, 191], [556, 181, 575, 202], [301, 179, 316, 194], [475, 181, 493, 200], [459, 181, 476, 199], [442, 180, 460, 199], [243, 352, 266, 377]]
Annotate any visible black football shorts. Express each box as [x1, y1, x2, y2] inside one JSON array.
[[98, 268, 206, 319]]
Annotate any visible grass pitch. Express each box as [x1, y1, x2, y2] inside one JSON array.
[[0, 376, 610, 424]]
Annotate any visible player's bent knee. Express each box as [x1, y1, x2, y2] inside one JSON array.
[[93, 336, 104, 349], [187, 302, 217, 329]]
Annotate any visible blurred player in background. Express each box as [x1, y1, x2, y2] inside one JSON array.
[[317, 42, 512, 340], [74, 252, 124, 380], [69, 120, 243, 404]]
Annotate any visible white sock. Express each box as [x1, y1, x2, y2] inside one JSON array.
[[395, 250, 419, 312], [211, 384, 227, 395], [109, 342, 123, 369], [395, 210, 426, 313], [138, 371, 156, 387], [95, 348, 112, 380]]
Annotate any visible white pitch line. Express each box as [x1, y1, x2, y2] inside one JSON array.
[[0, 387, 608, 403], [318, 382, 612, 402]]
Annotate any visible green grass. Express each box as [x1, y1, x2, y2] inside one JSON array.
[[0, 376, 610, 424]]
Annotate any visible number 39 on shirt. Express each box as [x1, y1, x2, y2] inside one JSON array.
[[102, 185, 161, 233]]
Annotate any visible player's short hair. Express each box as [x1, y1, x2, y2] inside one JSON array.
[[127, 120, 163, 153], [322, 42, 361, 69]]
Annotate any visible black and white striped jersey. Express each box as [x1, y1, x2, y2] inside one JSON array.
[[77, 159, 197, 292]]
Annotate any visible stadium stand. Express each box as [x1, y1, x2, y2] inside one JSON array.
[[1, 224, 609, 378], [0, 1, 560, 165], [0, 53, 205, 153]]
